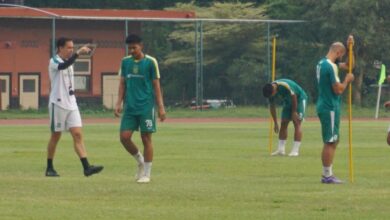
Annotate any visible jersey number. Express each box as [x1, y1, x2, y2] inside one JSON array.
[[316, 64, 321, 82]]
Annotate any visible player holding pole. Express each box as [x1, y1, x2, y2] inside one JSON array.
[[316, 35, 355, 184]]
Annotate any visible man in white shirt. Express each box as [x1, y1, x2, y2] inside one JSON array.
[[46, 37, 103, 177]]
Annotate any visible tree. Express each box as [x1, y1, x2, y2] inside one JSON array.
[[25, 0, 267, 10], [266, 0, 390, 106], [25, 0, 188, 9], [163, 2, 269, 105]]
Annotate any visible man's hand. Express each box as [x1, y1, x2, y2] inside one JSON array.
[[274, 122, 279, 133], [158, 106, 166, 122], [77, 45, 91, 55], [347, 35, 354, 46], [345, 73, 355, 84], [384, 101, 390, 109], [114, 102, 122, 118], [292, 112, 300, 124]]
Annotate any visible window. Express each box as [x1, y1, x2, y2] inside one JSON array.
[[72, 43, 96, 93], [73, 59, 91, 92], [74, 76, 91, 91], [74, 59, 91, 75], [23, 79, 35, 92]]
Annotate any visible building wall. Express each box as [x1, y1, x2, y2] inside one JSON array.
[[0, 18, 139, 108]]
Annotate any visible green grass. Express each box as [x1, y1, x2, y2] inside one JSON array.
[[0, 120, 390, 219], [0, 105, 389, 119]]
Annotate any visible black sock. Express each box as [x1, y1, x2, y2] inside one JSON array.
[[80, 158, 90, 170], [47, 159, 54, 170]]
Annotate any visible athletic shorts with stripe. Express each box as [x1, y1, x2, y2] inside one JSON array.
[[281, 98, 307, 121], [120, 107, 156, 133], [49, 103, 82, 132], [317, 109, 340, 144]]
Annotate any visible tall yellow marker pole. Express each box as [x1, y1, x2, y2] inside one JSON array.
[[348, 39, 354, 183], [269, 36, 276, 154]]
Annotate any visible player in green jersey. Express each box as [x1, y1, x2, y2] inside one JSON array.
[[115, 34, 166, 183], [316, 35, 354, 184], [263, 79, 308, 157]]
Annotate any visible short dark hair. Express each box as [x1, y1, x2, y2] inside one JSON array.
[[56, 37, 72, 49], [262, 83, 274, 98], [126, 34, 142, 44]]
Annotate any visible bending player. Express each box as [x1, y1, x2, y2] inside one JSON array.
[[262, 78, 308, 156]]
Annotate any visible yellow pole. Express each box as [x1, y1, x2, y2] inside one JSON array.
[[269, 36, 276, 154], [348, 39, 354, 183]]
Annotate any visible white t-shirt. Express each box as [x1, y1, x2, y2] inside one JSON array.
[[48, 55, 78, 110]]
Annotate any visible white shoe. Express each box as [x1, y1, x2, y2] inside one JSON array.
[[271, 150, 285, 156], [137, 176, 150, 183], [135, 163, 145, 181], [288, 151, 299, 157]]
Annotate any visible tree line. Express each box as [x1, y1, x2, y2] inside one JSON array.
[[26, 0, 390, 106]]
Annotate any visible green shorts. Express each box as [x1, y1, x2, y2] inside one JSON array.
[[281, 98, 307, 120], [120, 107, 156, 133], [318, 109, 340, 143]]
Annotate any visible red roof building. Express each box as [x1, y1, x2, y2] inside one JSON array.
[[0, 7, 195, 110]]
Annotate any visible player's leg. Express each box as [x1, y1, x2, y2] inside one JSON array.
[[45, 104, 64, 177], [137, 108, 156, 183], [275, 119, 289, 156], [141, 133, 153, 163], [46, 132, 62, 177], [47, 132, 61, 166], [321, 141, 343, 184], [47, 132, 61, 159], [289, 119, 302, 156], [69, 127, 87, 158], [292, 119, 302, 141], [120, 113, 145, 181], [319, 110, 342, 184], [272, 106, 290, 156], [140, 132, 153, 182], [289, 99, 306, 156], [68, 110, 103, 177], [120, 130, 139, 155], [279, 119, 289, 140], [322, 142, 337, 170]]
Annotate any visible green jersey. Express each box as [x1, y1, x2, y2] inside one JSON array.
[[269, 79, 307, 106], [316, 58, 340, 112], [120, 55, 160, 115]]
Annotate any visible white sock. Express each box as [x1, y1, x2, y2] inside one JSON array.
[[132, 151, 144, 165], [278, 140, 286, 152], [323, 165, 333, 177], [292, 141, 301, 153], [144, 162, 152, 178]]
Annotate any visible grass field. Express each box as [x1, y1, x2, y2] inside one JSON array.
[[0, 105, 389, 119], [0, 119, 390, 219]]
